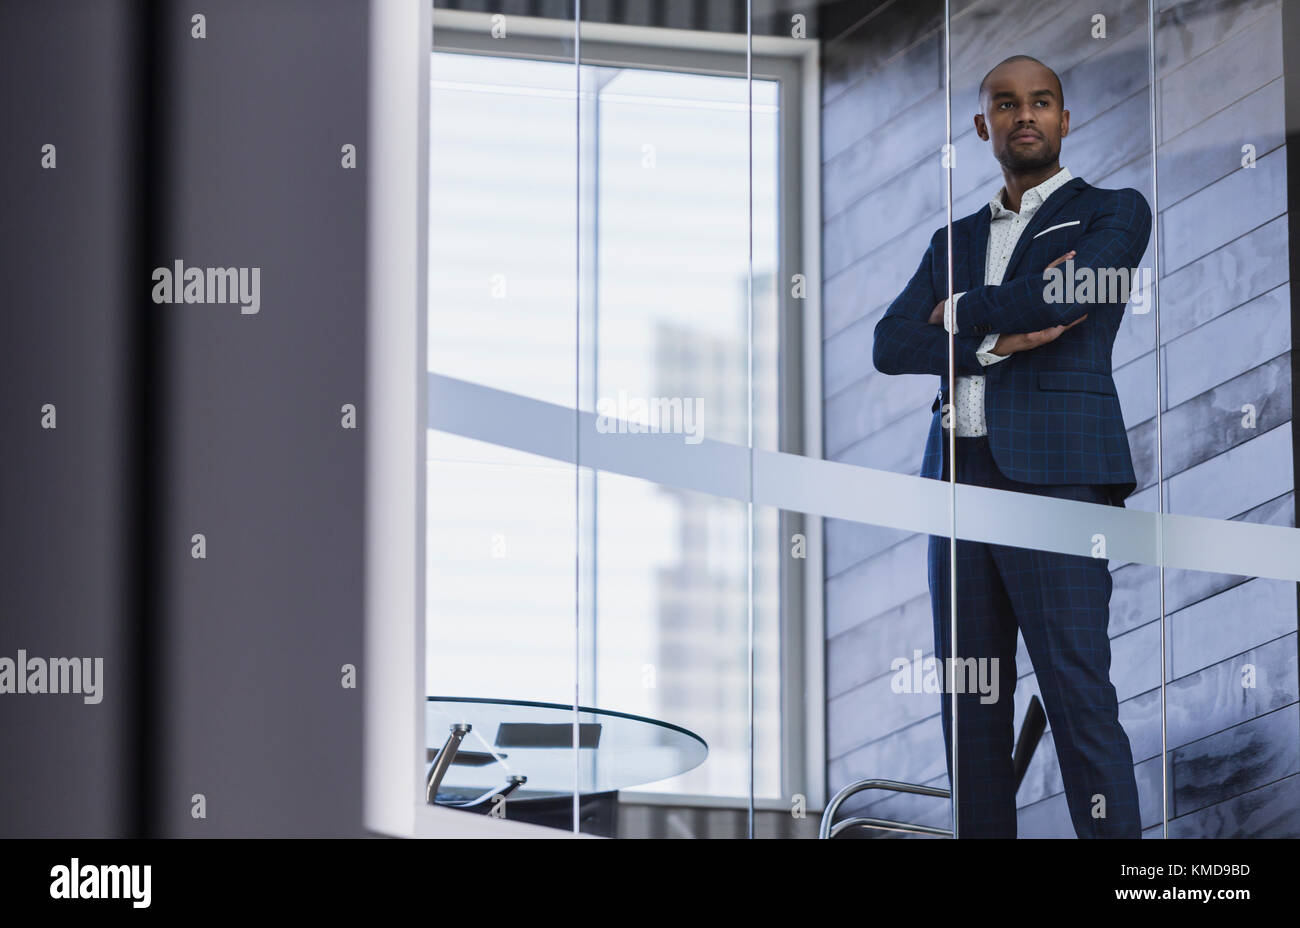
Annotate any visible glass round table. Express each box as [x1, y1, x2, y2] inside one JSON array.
[[426, 697, 708, 806]]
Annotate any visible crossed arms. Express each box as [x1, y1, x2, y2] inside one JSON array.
[[872, 231, 988, 377], [873, 188, 1152, 378], [951, 188, 1152, 334]]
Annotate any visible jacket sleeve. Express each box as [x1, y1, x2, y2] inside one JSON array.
[[952, 188, 1152, 335], [872, 230, 987, 377]]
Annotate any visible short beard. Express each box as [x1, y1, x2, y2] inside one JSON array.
[[999, 143, 1056, 173]]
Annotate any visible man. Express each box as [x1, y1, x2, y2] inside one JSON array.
[[872, 55, 1151, 838]]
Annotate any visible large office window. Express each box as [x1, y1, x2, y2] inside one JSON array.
[[425, 42, 798, 804]]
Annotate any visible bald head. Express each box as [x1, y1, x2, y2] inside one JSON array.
[[979, 55, 1063, 110]]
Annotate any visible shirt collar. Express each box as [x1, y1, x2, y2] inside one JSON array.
[[989, 165, 1073, 218]]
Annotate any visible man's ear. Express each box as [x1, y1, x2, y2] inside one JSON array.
[[1059, 108, 1070, 138], [974, 114, 987, 140]]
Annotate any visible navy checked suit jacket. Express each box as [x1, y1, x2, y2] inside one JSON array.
[[872, 176, 1152, 503]]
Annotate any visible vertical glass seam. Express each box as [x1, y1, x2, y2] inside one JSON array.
[[746, 0, 756, 841], [573, 0, 582, 836], [943, 0, 959, 841], [1146, 0, 1169, 841]]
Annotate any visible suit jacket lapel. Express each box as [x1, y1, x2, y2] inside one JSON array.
[[1000, 176, 1089, 279]]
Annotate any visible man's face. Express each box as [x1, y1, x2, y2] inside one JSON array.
[[976, 61, 1068, 173]]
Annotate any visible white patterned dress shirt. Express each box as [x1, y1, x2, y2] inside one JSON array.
[[942, 165, 1075, 436]]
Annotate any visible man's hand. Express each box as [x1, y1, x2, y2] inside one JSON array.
[[928, 249, 1077, 328], [990, 314, 1087, 355]]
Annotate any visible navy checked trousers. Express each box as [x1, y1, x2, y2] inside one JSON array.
[[927, 435, 1140, 838]]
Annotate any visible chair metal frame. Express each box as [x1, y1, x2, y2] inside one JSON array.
[[819, 694, 1047, 838]]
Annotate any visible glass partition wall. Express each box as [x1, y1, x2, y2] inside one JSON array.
[[421, 0, 1298, 838], [939, 0, 1166, 840], [573, 27, 762, 832], [1148, 0, 1297, 837]]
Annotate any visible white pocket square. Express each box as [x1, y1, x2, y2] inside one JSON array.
[[1033, 220, 1081, 238]]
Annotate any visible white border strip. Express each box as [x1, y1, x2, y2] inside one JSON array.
[[365, 0, 429, 839]]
